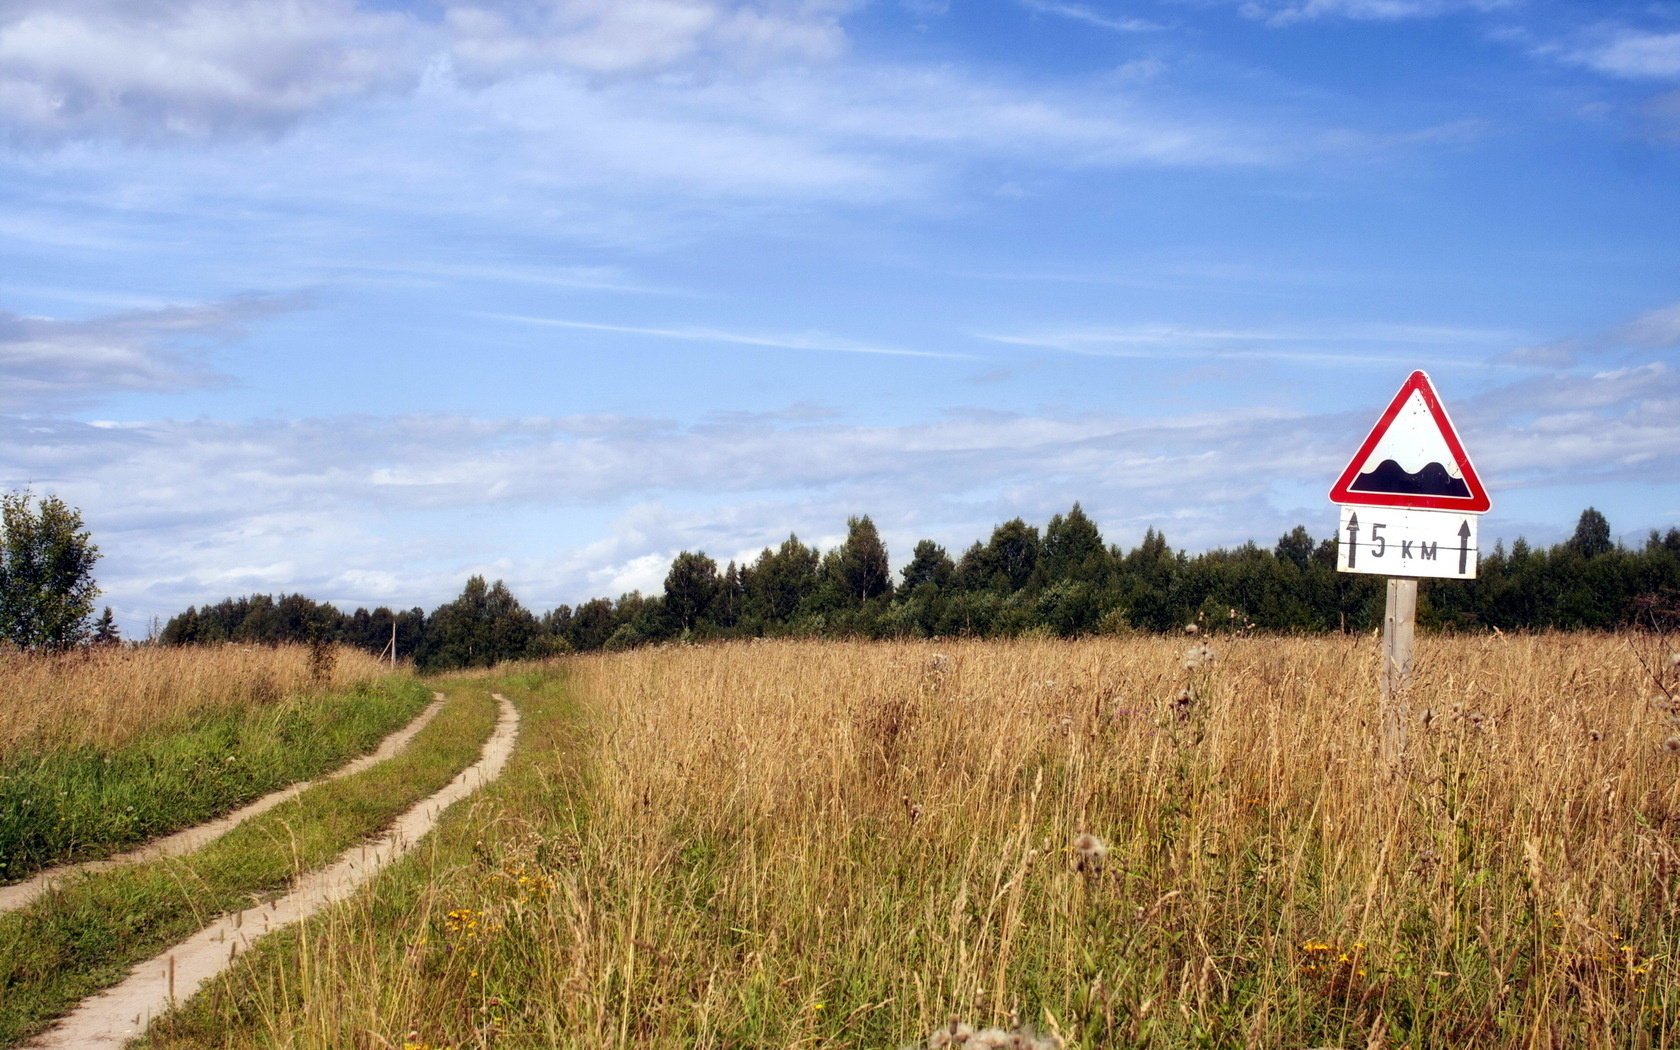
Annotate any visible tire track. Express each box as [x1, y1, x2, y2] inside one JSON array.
[[24, 693, 520, 1049], [0, 693, 448, 916]]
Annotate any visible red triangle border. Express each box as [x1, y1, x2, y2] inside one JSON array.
[[1329, 370, 1491, 512]]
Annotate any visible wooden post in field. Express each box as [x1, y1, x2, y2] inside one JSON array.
[[1380, 577, 1416, 767], [390, 620, 397, 669]]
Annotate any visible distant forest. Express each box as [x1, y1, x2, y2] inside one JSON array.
[[157, 505, 1680, 671]]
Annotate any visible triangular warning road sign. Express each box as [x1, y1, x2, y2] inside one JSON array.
[[1329, 370, 1490, 512]]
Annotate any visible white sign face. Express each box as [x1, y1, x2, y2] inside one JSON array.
[[1335, 505, 1478, 580]]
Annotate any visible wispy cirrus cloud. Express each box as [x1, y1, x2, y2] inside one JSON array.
[[484, 313, 970, 359], [978, 319, 1514, 367], [1498, 298, 1680, 367], [1562, 27, 1680, 81], [444, 0, 855, 81], [1617, 301, 1680, 347], [1237, 0, 1513, 28], [0, 294, 300, 411], [1018, 1, 1162, 33]]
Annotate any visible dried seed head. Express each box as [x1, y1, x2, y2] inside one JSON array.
[[1006, 1025, 1064, 1050], [1073, 832, 1108, 872], [971, 1029, 1013, 1050], [930, 1019, 973, 1049], [1663, 735, 1680, 755], [1184, 622, 1199, 635], [1181, 643, 1216, 670]]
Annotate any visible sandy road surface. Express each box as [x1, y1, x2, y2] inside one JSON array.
[[22, 693, 520, 1050], [0, 693, 447, 916]]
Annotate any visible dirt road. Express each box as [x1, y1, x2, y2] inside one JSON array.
[[23, 693, 520, 1049], [0, 693, 447, 916]]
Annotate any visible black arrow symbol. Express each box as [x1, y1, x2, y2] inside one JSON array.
[[1346, 512, 1360, 568], [1458, 519, 1471, 575]]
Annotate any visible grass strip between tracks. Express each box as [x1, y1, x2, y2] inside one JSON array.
[[134, 670, 584, 1050], [0, 685, 498, 1048]]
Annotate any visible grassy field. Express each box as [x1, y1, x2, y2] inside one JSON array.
[[1, 644, 392, 756], [0, 683, 497, 1047], [125, 636, 1680, 1047], [0, 645, 423, 883]]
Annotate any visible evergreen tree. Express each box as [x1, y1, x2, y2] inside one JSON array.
[[834, 515, 892, 603], [901, 540, 955, 591], [92, 606, 121, 646], [1040, 503, 1107, 585], [1568, 507, 1614, 559]]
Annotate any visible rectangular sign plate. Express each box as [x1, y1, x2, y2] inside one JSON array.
[[1335, 505, 1478, 580]]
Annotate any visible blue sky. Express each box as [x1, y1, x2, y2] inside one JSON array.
[[2, 0, 1678, 632]]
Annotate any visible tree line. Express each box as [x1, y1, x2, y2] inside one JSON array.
[[152, 505, 1680, 671]]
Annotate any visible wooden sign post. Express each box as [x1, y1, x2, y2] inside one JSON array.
[[1380, 577, 1416, 765], [1331, 371, 1490, 769]]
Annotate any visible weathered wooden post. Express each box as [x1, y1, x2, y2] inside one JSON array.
[[1330, 371, 1490, 772], [1380, 577, 1417, 765]]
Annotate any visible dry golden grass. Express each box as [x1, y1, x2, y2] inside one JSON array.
[[552, 635, 1680, 1046], [0, 644, 392, 757], [155, 634, 1680, 1049]]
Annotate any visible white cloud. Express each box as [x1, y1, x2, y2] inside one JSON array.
[[1018, 1, 1162, 33], [0, 294, 297, 410], [1619, 301, 1680, 346], [0, 0, 417, 139], [1469, 363, 1680, 481], [0, 0, 1300, 177], [0, 0, 857, 142], [1565, 28, 1680, 81], [13, 351, 1677, 627], [444, 0, 852, 81], [1239, 0, 1512, 27]]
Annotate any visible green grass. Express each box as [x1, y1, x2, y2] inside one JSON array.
[[0, 685, 497, 1048], [135, 672, 585, 1050], [0, 678, 432, 884]]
